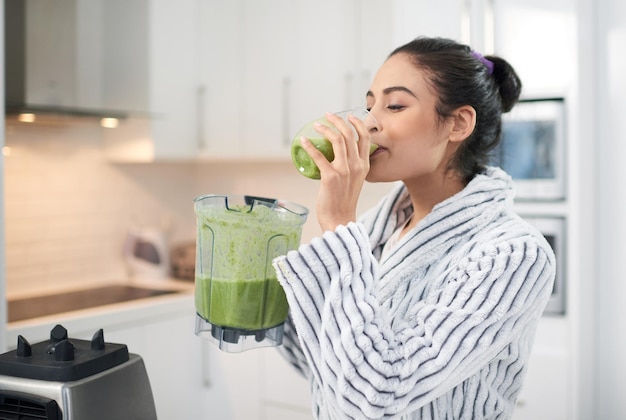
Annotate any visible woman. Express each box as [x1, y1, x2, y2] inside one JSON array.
[[273, 37, 556, 419]]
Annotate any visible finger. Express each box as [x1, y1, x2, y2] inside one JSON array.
[[324, 112, 364, 161], [314, 121, 347, 160], [347, 113, 372, 159], [324, 112, 357, 142]]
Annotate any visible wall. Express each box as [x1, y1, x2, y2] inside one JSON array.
[[2, 122, 395, 297], [595, 0, 626, 417], [3, 121, 195, 296]]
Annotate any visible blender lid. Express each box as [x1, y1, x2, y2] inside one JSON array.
[[0, 325, 129, 382], [194, 194, 309, 218]]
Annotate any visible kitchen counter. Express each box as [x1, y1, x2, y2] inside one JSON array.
[[5, 278, 195, 350]]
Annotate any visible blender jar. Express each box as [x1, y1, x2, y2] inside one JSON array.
[[193, 194, 308, 352]]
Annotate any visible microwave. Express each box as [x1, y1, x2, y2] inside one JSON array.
[[491, 98, 567, 201]]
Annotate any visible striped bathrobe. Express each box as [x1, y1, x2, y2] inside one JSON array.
[[272, 167, 556, 419]]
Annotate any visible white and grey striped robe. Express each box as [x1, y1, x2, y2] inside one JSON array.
[[272, 167, 556, 419]]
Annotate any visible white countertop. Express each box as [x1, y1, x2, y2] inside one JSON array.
[[5, 278, 195, 348]]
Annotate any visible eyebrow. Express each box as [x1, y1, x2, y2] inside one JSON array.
[[366, 86, 418, 99]]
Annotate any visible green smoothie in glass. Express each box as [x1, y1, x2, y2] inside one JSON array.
[[290, 108, 379, 179]]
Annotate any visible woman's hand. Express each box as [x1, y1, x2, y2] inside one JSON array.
[[300, 112, 373, 232]]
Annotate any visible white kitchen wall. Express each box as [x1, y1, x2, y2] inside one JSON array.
[[594, 0, 626, 417], [2, 121, 395, 297], [3, 121, 195, 296]]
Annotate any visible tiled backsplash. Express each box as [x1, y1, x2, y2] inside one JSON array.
[[3, 122, 394, 296], [4, 122, 192, 295]]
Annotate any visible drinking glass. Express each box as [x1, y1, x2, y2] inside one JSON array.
[[290, 108, 377, 179]]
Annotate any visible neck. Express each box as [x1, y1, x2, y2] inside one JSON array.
[[402, 171, 466, 229]]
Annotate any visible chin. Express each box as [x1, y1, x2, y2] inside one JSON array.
[[366, 170, 394, 183]]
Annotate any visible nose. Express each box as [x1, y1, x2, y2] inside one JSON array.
[[365, 111, 380, 133]]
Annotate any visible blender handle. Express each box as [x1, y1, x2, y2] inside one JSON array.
[[243, 195, 277, 212]]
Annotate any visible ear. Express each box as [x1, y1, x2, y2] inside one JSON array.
[[449, 105, 476, 143]]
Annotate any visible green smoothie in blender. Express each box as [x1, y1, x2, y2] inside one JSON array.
[[194, 195, 307, 350]]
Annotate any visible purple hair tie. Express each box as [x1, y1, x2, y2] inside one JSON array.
[[471, 51, 494, 75]]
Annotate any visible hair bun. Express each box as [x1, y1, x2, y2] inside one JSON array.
[[487, 56, 522, 112]]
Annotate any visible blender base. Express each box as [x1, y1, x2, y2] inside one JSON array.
[[195, 314, 285, 353]]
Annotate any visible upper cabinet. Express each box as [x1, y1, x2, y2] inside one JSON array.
[[392, 0, 575, 96], [391, 0, 464, 45], [197, 0, 393, 161], [195, 0, 243, 158], [103, 0, 199, 161], [490, 0, 576, 96], [105, 0, 394, 162]]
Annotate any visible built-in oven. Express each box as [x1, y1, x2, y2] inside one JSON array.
[[521, 216, 566, 316]]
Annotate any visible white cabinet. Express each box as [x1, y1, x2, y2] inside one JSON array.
[[199, 0, 378, 160], [196, 0, 244, 158], [260, 347, 311, 415], [91, 307, 309, 420], [263, 405, 313, 420], [106, 0, 395, 162], [491, 0, 576, 96], [86, 310, 229, 419], [239, 0, 298, 158], [145, 0, 199, 159], [391, 0, 464, 46], [391, 0, 576, 96], [354, 0, 395, 107], [197, 0, 301, 159], [103, 0, 200, 161], [512, 349, 570, 420]]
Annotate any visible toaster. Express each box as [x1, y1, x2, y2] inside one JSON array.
[[0, 324, 157, 420]]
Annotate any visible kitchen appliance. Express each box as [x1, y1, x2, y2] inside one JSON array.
[[490, 97, 566, 200], [194, 194, 308, 352], [4, 0, 134, 121], [170, 241, 195, 281], [123, 226, 170, 280], [0, 324, 157, 420], [521, 216, 567, 315]]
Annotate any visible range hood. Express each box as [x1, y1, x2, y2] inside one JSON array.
[[4, 0, 148, 124]]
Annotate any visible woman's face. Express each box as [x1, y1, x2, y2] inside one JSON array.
[[366, 53, 458, 183]]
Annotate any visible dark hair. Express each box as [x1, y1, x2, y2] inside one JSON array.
[[389, 37, 522, 181]]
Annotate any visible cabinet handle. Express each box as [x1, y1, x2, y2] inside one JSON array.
[[197, 85, 207, 151], [282, 78, 291, 147]]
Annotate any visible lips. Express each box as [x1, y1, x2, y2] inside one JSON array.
[[370, 145, 386, 157]]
